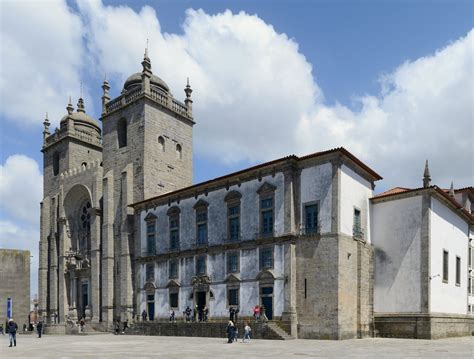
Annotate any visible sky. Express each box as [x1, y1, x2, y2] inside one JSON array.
[[0, 0, 473, 298]]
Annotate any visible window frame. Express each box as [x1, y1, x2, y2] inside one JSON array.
[[145, 263, 155, 282], [169, 291, 179, 309], [167, 207, 180, 251], [227, 288, 239, 306], [168, 259, 179, 280], [194, 200, 209, 246], [196, 255, 207, 276], [117, 118, 127, 148], [226, 251, 240, 274], [257, 183, 276, 237], [455, 255, 461, 286], [303, 201, 319, 235], [442, 249, 449, 283], [259, 246, 274, 270], [146, 219, 156, 256], [353, 207, 363, 239], [225, 191, 242, 241]]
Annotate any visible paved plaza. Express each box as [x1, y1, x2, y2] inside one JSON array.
[[0, 334, 473, 358]]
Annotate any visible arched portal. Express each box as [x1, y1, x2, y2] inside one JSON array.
[[63, 184, 94, 321]]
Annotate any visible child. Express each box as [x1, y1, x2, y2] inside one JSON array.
[[242, 323, 251, 343]]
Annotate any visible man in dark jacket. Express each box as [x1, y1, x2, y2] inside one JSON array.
[[141, 310, 147, 322], [7, 319, 18, 347], [37, 321, 43, 338]]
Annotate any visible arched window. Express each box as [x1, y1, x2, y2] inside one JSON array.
[[117, 118, 127, 148], [158, 136, 165, 152], [79, 201, 91, 253], [52, 151, 60, 176], [176, 144, 182, 159]]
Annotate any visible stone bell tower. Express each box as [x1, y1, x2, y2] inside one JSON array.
[[99, 49, 194, 322]]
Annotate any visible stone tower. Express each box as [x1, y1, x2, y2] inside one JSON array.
[[38, 98, 103, 324], [99, 50, 194, 323]]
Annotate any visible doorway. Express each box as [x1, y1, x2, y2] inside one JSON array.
[[261, 286, 273, 320], [81, 282, 89, 319], [147, 294, 155, 321], [196, 291, 206, 321]]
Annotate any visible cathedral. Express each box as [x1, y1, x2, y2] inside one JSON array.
[[39, 51, 474, 339]]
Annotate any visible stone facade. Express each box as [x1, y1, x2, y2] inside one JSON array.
[[0, 249, 30, 327]]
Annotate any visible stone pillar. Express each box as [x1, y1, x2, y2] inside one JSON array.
[[57, 217, 68, 323], [282, 163, 301, 235], [331, 158, 342, 234], [120, 169, 134, 321], [69, 272, 78, 321], [102, 174, 115, 325], [49, 232, 58, 323], [420, 192, 431, 314], [282, 242, 298, 338], [90, 208, 101, 323], [38, 200, 49, 321]]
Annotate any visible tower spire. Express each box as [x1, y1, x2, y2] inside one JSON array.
[[184, 77, 193, 117], [77, 97, 85, 113], [102, 74, 111, 114], [43, 112, 50, 141], [66, 96, 74, 115], [449, 181, 455, 197], [423, 160, 431, 188]]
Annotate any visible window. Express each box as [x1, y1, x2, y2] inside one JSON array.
[[194, 201, 208, 246], [196, 255, 206, 275], [169, 292, 179, 308], [225, 191, 242, 241], [228, 288, 239, 306], [353, 208, 363, 239], [117, 118, 127, 148], [469, 246, 472, 268], [176, 144, 182, 159], [146, 221, 156, 255], [469, 277, 472, 295], [52, 151, 60, 176], [257, 182, 276, 237], [456, 256, 461, 286], [259, 247, 274, 270], [227, 252, 239, 273], [443, 250, 449, 283], [261, 197, 274, 236], [146, 264, 154, 282], [169, 260, 178, 279], [79, 201, 91, 252], [158, 136, 165, 152], [167, 207, 180, 251], [304, 203, 318, 234]]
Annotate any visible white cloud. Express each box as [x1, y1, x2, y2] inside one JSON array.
[[0, 0, 92, 128], [0, 220, 39, 297], [1, 0, 472, 189], [0, 154, 43, 225]]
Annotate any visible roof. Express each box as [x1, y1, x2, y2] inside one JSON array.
[[371, 185, 474, 223], [130, 147, 382, 209], [123, 72, 170, 92]]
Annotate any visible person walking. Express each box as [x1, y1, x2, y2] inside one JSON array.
[[253, 305, 260, 322], [242, 323, 251, 343], [7, 319, 18, 347], [114, 319, 120, 335], [229, 306, 235, 322], [122, 319, 129, 334], [79, 318, 85, 333], [261, 305, 268, 322], [203, 306, 209, 322], [141, 309, 147, 322], [169, 310, 175, 322], [36, 321, 43, 338], [193, 304, 198, 322], [226, 321, 235, 343]]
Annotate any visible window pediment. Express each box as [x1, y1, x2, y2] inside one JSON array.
[[167, 206, 181, 216], [144, 281, 156, 293], [224, 273, 241, 283], [144, 212, 157, 222], [225, 190, 242, 202], [257, 182, 277, 195], [256, 269, 276, 281], [166, 279, 181, 288], [193, 198, 209, 209]]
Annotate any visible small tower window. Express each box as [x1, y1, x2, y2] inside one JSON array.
[[158, 136, 165, 152], [117, 118, 127, 148], [52, 151, 60, 176], [176, 144, 182, 159]]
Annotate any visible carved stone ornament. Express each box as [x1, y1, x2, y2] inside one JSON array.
[[190, 275, 211, 288]]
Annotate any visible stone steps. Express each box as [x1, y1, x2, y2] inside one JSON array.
[[127, 320, 291, 340]]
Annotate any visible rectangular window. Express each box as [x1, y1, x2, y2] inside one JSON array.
[[196, 209, 208, 245], [146, 222, 156, 255], [304, 204, 318, 234], [456, 256, 461, 286], [228, 288, 239, 306], [468, 277, 471, 295], [469, 246, 472, 268], [145, 264, 154, 282], [443, 250, 449, 283], [228, 205, 240, 241], [196, 256, 206, 275], [259, 247, 274, 270], [169, 292, 179, 308], [169, 260, 178, 279], [353, 208, 363, 239], [169, 216, 179, 250], [227, 252, 239, 274], [261, 197, 274, 236]]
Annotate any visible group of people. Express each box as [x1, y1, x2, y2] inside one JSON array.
[[226, 321, 251, 343], [183, 305, 209, 322], [113, 318, 129, 335], [252, 305, 268, 322]]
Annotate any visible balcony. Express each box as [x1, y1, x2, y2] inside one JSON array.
[[353, 225, 365, 240], [300, 224, 320, 236]]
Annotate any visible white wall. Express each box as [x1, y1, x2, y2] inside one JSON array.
[[372, 195, 422, 313], [429, 197, 469, 314], [340, 165, 373, 242], [300, 163, 332, 233]]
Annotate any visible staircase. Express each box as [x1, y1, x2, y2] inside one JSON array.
[[265, 322, 294, 340]]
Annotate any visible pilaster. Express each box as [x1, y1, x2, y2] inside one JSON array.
[[331, 158, 342, 234], [90, 207, 101, 323], [282, 242, 298, 338], [420, 192, 431, 313], [38, 200, 49, 320]]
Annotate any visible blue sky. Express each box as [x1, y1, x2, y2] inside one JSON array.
[[0, 0, 472, 297]]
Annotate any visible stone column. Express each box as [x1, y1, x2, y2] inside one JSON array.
[[120, 169, 134, 321], [331, 158, 342, 234], [49, 232, 58, 323], [282, 242, 298, 338], [90, 208, 101, 323], [57, 217, 68, 323], [38, 200, 50, 321], [101, 174, 115, 325]]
